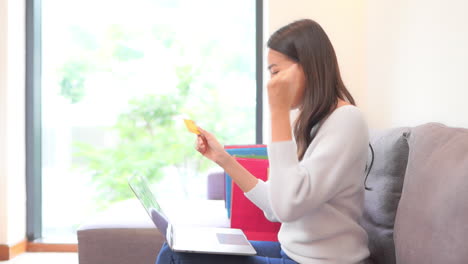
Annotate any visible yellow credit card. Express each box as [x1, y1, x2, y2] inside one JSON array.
[[183, 119, 200, 135]]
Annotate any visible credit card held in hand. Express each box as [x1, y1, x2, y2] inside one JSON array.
[[183, 119, 200, 135]]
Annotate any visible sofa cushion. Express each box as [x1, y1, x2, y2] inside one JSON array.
[[360, 127, 411, 264], [394, 123, 468, 264]]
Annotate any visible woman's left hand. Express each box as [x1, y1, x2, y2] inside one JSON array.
[[195, 127, 230, 165]]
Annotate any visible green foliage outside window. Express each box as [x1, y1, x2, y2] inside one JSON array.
[[57, 11, 254, 209], [59, 60, 88, 104], [73, 65, 214, 206]]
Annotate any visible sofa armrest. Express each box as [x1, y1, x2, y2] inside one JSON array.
[[77, 199, 164, 264]]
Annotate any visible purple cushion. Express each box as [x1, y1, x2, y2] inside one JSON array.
[[207, 171, 225, 200], [394, 123, 468, 264]]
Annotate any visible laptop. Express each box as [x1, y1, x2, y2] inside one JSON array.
[[127, 175, 257, 256]]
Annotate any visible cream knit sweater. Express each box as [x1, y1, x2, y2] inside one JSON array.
[[245, 105, 370, 264]]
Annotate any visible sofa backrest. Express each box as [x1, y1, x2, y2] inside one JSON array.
[[361, 127, 411, 264], [394, 123, 468, 264]]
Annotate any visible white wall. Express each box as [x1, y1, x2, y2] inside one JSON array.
[[365, 0, 408, 128], [0, 0, 8, 245], [0, 0, 27, 246], [367, 0, 468, 128]]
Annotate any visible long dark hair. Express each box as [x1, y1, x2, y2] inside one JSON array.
[[268, 19, 356, 160]]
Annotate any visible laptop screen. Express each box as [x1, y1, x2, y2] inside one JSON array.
[[128, 175, 169, 239]]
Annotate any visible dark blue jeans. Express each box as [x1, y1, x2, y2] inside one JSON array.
[[156, 241, 299, 264]]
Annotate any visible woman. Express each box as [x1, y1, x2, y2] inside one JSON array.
[[157, 19, 371, 264]]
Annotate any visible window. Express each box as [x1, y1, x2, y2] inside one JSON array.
[[27, 0, 262, 241]]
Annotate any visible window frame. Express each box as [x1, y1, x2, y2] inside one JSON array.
[[26, 0, 43, 241]]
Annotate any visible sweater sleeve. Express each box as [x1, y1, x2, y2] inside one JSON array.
[[267, 109, 368, 223], [244, 180, 279, 222]]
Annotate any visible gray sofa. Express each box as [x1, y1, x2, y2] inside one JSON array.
[[77, 122, 468, 264]]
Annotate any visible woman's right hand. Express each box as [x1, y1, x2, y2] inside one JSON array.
[[267, 63, 304, 113], [195, 127, 230, 165]]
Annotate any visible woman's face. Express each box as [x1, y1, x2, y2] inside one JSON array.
[[267, 49, 306, 109]]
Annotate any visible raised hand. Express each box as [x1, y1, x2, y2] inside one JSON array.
[[267, 63, 305, 113]]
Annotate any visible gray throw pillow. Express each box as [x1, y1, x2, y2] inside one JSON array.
[[394, 123, 468, 264], [360, 127, 411, 264]]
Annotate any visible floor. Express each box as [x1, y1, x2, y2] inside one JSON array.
[[0, 253, 78, 264]]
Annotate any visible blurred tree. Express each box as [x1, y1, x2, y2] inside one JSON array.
[[74, 65, 208, 205], [58, 24, 146, 103], [59, 60, 89, 104], [65, 2, 255, 206]]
